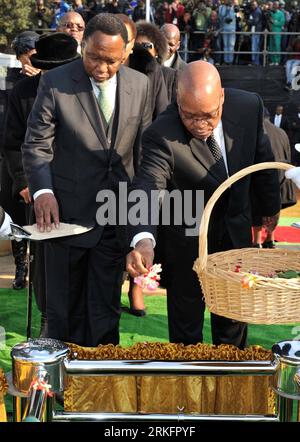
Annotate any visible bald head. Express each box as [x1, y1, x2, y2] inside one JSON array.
[[177, 61, 224, 139], [178, 61, 222, 99], [57, 12, 85, 43], [161, 24, 180, 40], [160, 24, 181, 59]]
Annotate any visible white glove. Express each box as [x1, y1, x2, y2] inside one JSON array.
[[0, 212, 12, 239], [285, 167, 300, 189]]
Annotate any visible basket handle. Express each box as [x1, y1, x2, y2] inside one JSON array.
[[197, 161, 295, 271]]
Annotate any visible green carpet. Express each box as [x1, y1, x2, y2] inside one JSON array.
[[1, 287, 299, 416], [1, 287, 299, 375]]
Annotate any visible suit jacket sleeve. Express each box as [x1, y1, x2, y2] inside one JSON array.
[[3, 84, 29, 196], [0, 206, 4, 229], [133, 76, 153, 174], [21, 74, 56, 195], [129, 125, 174, 240], [251, 94, 281, 217]]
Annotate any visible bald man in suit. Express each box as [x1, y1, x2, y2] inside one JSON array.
[[127, 61, 280, 349]]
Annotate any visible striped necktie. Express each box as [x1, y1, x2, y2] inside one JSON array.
[[97, 81, 114, 123], [206, 134, 227, 179]]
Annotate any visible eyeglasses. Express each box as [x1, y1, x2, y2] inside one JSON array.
[[60, 22, 85, 31], [140, 41, 154, 50], [178, 101, 222, 125]]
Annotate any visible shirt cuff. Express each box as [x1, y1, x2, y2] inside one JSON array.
[[0, 212, 12, 237], [130, 232, 156, 249], [285, 167, 300, 189], [33, 189, 54, 200]]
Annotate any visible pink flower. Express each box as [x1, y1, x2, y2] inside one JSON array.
[[134, 264, 162, 291]]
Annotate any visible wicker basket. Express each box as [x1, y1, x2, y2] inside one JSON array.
[[193, 161, 300, 325]]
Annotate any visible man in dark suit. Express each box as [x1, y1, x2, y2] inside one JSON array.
[[290, 104, 300, 166], [253, 108, 296, 248], [4, 32, 81, 337], [161, 23, 186, 71], [127, 61, 280, 349], [271, 105, 290, 134], [22, 14, 152, 347]]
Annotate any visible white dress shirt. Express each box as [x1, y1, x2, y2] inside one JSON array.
[[163, 53, 176, 68], [274, 114, 282, 128], [130, 120, 229, 248], [33, 75, 117, 201]]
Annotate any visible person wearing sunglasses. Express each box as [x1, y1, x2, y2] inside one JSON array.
[[57, 11, 86, 52], [136, 21, 178, 107]]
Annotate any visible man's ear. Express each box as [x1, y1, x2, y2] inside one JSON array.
[[221, 88, 225, 105]]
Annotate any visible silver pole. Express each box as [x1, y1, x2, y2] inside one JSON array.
[[53, 411, 278, 422], [65, 359, 278, 377], [145, 0, 151, 22]]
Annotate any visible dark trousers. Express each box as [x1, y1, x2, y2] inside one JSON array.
[[44, 227, 125, 347], [164, 234, 248, 349]]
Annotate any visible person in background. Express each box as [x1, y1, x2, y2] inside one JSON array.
[[50, 0, 71, 29], [30, 0, 53, 30], [3, 33, 80, 336], [290, 104, 300, 166], [218, 0, 236, 65], [268, 1, 285, 66], [271, 104, 290, 134], [132, 0, 146, 21], [252, 107, 296, 248], [248, 0, 263, 65], [57, 11, 86, 52], [11, 31, 41, 78], [284, 37, 300, 91], [0, 31, 40, 290], [160, 23, 187, 71], [136, 21, 177, 105]]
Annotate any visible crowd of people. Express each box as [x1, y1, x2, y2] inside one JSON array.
[[27, 0, 300, 67], [0, 8, 300, 358]]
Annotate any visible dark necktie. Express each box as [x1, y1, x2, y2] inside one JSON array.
[[206, 134, 228, 179]]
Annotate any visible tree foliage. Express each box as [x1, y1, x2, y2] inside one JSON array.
[[0, 0, 36, 45]]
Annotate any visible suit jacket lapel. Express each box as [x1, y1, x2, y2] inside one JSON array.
[[71, 60, 109, 150], [190, 137, 224, 184], [114, 66, 132, 151], [222, 115, 245, 176]]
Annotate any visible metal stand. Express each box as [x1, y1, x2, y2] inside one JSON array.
[[26, 240, 33, 340], [9, 338, 300, 422]]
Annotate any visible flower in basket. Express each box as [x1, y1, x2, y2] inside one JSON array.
[[134, 263, 162, 291], [241, 273, 258, 289]]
